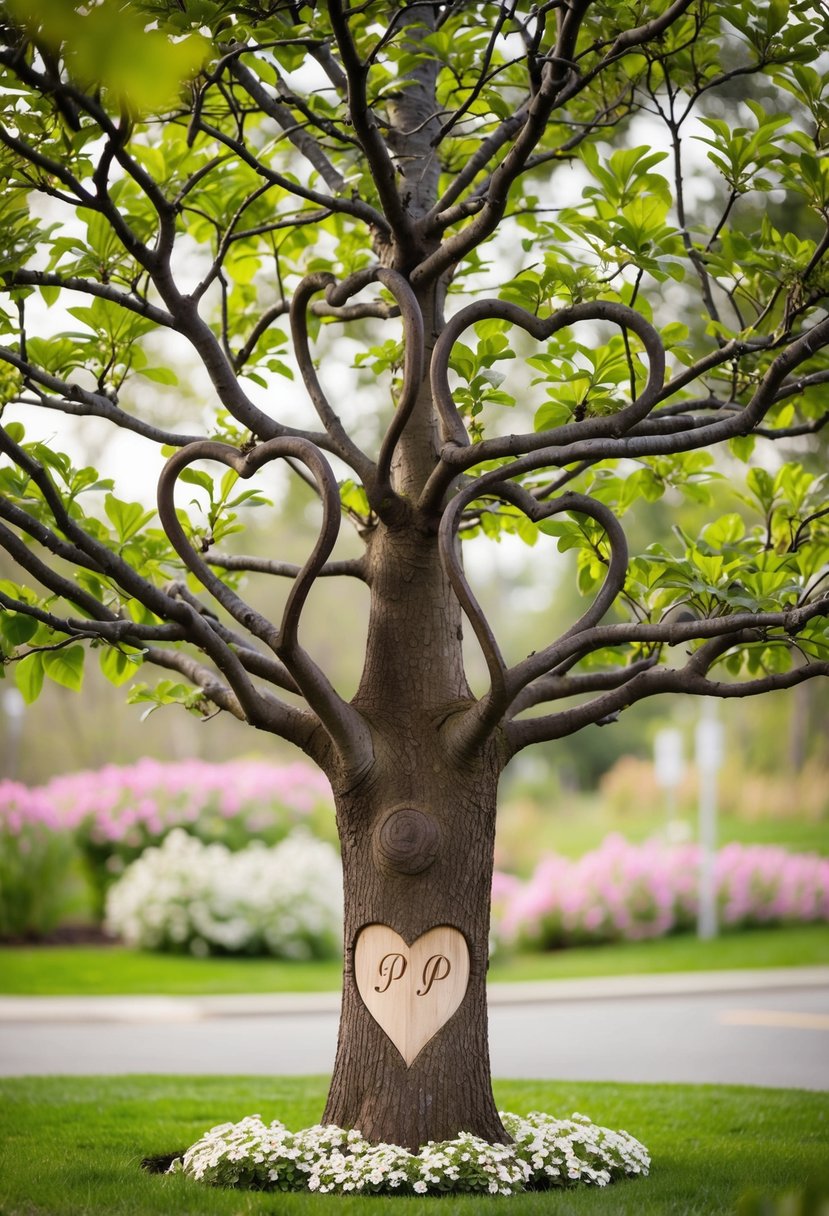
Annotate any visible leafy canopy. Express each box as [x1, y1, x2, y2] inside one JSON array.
[[0, 0, 827, 766]]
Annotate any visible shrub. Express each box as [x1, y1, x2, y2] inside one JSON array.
[[496, 835, 829, 949], [599, 755, 829, 822], [0, 780, 74, 938], [105, 828, 342, 958], [42, 758, 333, 916]]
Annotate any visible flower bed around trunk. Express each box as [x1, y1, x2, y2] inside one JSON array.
[[171, 1109, 650, 1195]]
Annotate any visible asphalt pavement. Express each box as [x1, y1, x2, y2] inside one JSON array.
[[1, 967, 827, 1089]]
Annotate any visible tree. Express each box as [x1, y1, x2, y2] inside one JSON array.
[[0, 0, 828, 1151]]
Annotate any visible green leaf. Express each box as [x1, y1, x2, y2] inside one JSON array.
[[14, 652, 44, 703], [104, 494, 155, 543], [534, 401, 573, 431], [137, 366, 179, 385], [99, 645, 142, 687], [3, 422, 25, 444], [0, 611, 38, 646], [42, 645, 85, 691]]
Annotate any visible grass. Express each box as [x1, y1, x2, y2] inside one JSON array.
[[495, 802, 829, 874], [1, 923, 827, 996], [0, 1075, 827, 1214]]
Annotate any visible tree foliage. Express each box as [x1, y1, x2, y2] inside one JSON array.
[[0, 0, 827, 775]]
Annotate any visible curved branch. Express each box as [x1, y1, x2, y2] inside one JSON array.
[[157, 437, 372, 771], [289, 272, 378, 485], [421, 296, 665, 511], [0, 424, 303, 738], [506, 654, 829, 754], [338, 269, 425, 507], [426, 312, 829, 509], [439, 481, 629, 749]]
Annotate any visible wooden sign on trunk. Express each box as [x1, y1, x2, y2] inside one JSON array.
[[354, 924, 470, 1066]]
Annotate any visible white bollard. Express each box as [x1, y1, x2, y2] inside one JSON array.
[[654, 727, 684, 841], [695, 703, 723, 940]]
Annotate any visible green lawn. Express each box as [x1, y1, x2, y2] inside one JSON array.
[[495, 803, 829, 874], [0, 1076, 826, 1214], [1, 924, 827, 996]]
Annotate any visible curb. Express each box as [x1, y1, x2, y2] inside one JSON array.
[[1, 966, 827, 1024]]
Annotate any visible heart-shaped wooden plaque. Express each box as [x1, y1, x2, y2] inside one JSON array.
[[354, 924, 470, 1067]]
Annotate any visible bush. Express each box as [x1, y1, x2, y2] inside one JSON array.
[[599, 755, 829, 822], [0, 781, 75, 938], [42, 758, 333, 916], [105, 828, 343, 958], [495, 835, 829, 950]]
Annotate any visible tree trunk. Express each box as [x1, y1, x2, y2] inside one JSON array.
[[321, 523, 509, 1150], [323, 743, 506, 1150]]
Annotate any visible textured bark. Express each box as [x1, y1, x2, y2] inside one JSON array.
[[321, 521, 508, 1149], [323, 730, 506, 1150]]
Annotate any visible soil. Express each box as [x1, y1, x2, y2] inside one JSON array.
[[141, 1153, 185, 1174], [1, 923, 120, 947]]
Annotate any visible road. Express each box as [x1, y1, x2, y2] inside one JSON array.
[[1, 969, 827, 1089]]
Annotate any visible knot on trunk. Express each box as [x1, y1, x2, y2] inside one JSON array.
[[373, 806, 439, 875]]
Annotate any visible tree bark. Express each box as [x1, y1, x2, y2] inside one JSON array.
[[323, 735, 506, 1149], [321, 522, 509, 1149]]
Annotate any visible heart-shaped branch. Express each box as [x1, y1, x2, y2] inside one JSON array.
[[290, 271, 378, 488], [157, 436, 373, 771], [327, 268, 424, 508], [438, 474, 628, 748], [292, 268, 425, 519], [421, 297, 665, 513]]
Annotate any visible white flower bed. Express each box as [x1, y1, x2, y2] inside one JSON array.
[[105, 828, 342, 959], [170, 1111, 650, 1195]]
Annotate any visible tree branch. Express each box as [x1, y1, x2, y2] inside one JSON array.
[[0, 347, 205, 446], [506, 654, 829, 753], [420, 296, 665, 512], [508, 655, 660, 715], [327, 0, 414, 244], [440, 482, 629, 753], [157, 437, 373, 772], [228, 57, 346, 193], [289, 272, 379, 485], [0, 425, 308, 740]]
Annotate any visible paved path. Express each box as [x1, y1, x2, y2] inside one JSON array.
[[1, 968, 827, 1089]]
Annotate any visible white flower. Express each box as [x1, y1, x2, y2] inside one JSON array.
[[174, 1109, 650, 1197], [105, 828, 342, 959]]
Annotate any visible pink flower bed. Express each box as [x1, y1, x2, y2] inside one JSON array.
[[3, 758, 334, 920], [0, 780, 74, 936], [494, 834, 829, 949], [42, 757, 331, 844]]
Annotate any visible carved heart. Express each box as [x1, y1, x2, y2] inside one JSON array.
[[354, 924, 470, 1067]]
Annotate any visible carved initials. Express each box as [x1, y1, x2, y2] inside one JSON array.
[[374, 951, 452, 997], [355, 925, 470, 1066], [416, 954, 451, 996], [375, 952, 407, 993]]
